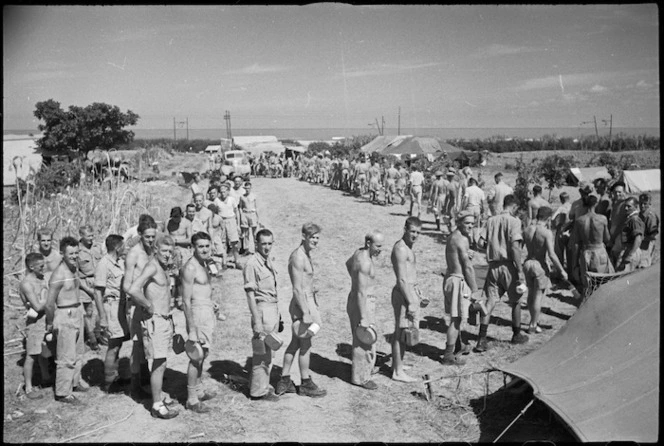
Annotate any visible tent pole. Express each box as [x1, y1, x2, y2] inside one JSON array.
[[493, 398, 535, 443]]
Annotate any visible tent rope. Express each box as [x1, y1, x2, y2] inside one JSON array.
[[493, 398, 535, 443]]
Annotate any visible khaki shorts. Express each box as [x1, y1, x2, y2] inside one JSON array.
[[523, 259, 550, 291], [104, 297, 129, 340], [289, 292, 322, 326], [443, 274, 471, 319], [141, 314, 173, 362], [391, 286, 420, 329], [25, 314, 46, 356], [192, 302, 216, 349], [223, 218, 240, 243], [410, 184, 423, 201], [240, 211, 258, 228], [580, 246, 614, 274], [485, 261, 521, 304]]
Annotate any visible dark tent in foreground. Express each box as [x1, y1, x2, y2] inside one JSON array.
[[498, 265, 660, 442]]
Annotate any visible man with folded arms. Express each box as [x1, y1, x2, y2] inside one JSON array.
[[346, 230, 384, 390], [244, 229, 281, 401]]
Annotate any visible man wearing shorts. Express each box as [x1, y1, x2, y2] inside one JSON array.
[[181, 232, 219, 412], [390, 217, 422, 383], [239, 182, 259, 255], [244, 229, 281, 401], [20, 253, 52, 399], [355, 158, 369, 197], [616, 197, 645, 272], [45, 237, 93, 404], [123, 215, 157, 399], [476, 194, 527, 351], [526, 185, 550, 226], [193, 193, 213, 235], [276, 223, 327, 398], [218, 185, 241, 268], [384, 163, 399, 205], [396, 163, 408, 205], [77, 225, 104, 350], [638, 193, 659, 268], [524, 207, 568, 333], [443, 211, 480, 366], [573, 195, 613, 294], [346, 230, 384, 390], [608, 181, 629, 265], [443, 169, 459, 230], [461, 177, 487, 248], [428, 170, 448, 231], [94, 234, 130, 393], [127, 234, 179, 419], [408, 166, 424, 218], [37, 228, 62, 285]]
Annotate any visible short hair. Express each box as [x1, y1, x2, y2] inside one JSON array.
[[584, 194, 598, 207], [244, 182, 252, 187], [364, 230, 383, 245], [154, 234, 174, 248], [624, 196, 638, 207], [503, 194, 518, 208], [25, 252, 44, 268], [186, 203, 196, 211], [137, 214, 157, 234], [37, 228, 53, 240], [639, 193, 652, 204], [559, 191, 569, 203], [207, 203, 219, 214], [610, 181, 626, 192], [405, 216, 423, 229], [105, 234, 124, 253], [468, 178, 478, 186], [536, 206, 553, 220], [302, 222, 321, 237], [220, 184, 230, 191], [495, 172, 503, 180], [79, 224, 93, 236], [533, 185, 542, 195], [207, 186, 219, 194], [191, 231, 212, 246], [255, 228, 273, 242], [593, 178, 607, 188], [59, 236, 79, 253], [193, 192, 204, 200]]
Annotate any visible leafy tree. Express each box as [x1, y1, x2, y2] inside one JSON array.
[[535, 154, 574, 200], [513, 155, 539, 214], [34, 99, 139, 155]]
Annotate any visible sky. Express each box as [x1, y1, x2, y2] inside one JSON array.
[[3, 4, 660, 131]]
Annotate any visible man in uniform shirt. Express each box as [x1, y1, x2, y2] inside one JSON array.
[[217, 185, 241, 268], [244, 229, 281, 401], [616, 197, 645, 271], [461, 177, 487, 248], [486, 172, 513, 216], [396, 163, 408, 205], [608, 181, 629, 266], [77, 225, 104, 350], [476, 194, 527, 351], [346, 230, 384, 389], [408, 166, 425, 218], [185, 203, 207, 235], [638, 193, 659, 268]]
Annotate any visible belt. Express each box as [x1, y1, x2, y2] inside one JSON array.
[[222, 216, 235, 220], [243, 210, 257, 213], [104, 295, 121, 301], [583, 244, 606, 250], [57, 302, 81, 309], [488, 260, 513, 265]]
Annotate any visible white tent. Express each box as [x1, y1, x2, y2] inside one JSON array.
[[233, 136, 286, 156], [3, 136, 43, 186], [621, 169, 661, 194], [204, 145, 221, 153]]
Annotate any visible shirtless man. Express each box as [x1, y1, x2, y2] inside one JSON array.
[[408, 166, 425, 218], [276, 223, 327, 398], [523, 207, 568, 333], [20, 253, 52, 399], [396, 163, 408, 205], [217, 185, 241, 268], [239, 182, 259, 255], [355, 158, 369, 197], [123, 215, 158, 399], [384, 163, 400, 205], [45, 236, 93, 404], [193, 193, 212, 234], [390, 217, 422, 382], [167, 206, 193, 269], [572, 195, 613, 294], [37, 228, 62, 285], [127, 234, 179, 419], [428, 171, 448, 231], [181, 232, 219, 413], [346, 230, 384, 390], [442, 211, 480, 366], [527, 185, 550, 226]]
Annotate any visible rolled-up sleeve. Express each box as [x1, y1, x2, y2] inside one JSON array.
[[243, 260, 258, 292], [94, 258, 108, 289]]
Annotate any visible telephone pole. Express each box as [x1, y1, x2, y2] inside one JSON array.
[[382, 115, 385, 135], [593, 115, 599, 141], [173, 117, 176, 143], [398, 107, 401, 136], [186, 117, 189, 141], [224, 110, 232, 140]]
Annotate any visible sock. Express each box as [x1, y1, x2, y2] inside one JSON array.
[[195, 383, 204, 397], [512, 326, 521, 336], [479, 324, 488, 339], [444, 344, 454, 358], [187, 385, 199, 405]]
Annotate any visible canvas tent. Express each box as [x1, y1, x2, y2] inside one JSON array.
[[3, 136, 43, 186], [498, 264, 660, 442], [381, 136, 442, 156], [232, 136, 286, 156], [443, 149, 482, 168], [204, 145, 221, 153], [621, 169, 661, 193], [360, 135, 412, 153], [566, 167, 612, 186]]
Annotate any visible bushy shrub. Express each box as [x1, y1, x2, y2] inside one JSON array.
[[32, 161, 83, 199], [535, 154, 573, 200], [513, 156, 539, 213]]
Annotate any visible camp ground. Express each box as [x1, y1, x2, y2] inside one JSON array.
[[621, 168, 661, 194], [565, 166, 612, 186]]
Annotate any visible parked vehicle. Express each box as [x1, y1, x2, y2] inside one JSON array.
[[221, 150, 251, 178]]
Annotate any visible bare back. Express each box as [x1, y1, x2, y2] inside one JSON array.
[[574, 212, 609, 247], [523, 224, 551, 263]]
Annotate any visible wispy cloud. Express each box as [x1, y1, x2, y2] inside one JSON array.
[[339, 62, 441, 79], [514, 70, 654, 91], [224, 63, 289, 75], [469, 44, 539, 59], [590, 84, 607, 93], [636, 80, 653, 88]]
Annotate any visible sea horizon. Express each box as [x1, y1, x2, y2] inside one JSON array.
[[4, 126, 660, 141]]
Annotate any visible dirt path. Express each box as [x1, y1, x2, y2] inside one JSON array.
[[4, 172, 579, 443]]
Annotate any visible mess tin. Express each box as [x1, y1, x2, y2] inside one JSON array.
[[292, 321, 320, 338], [185, 340, 204, 362], [264, 332, 283, 351], [356, 325, 378, 345]]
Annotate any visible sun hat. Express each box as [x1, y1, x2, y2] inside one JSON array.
[[456, 210, 475, 222], [356, 325, 378, 345], [435, 170, 444, 177]]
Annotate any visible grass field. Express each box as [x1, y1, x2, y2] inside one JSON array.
[[3, 150, 658, 442]]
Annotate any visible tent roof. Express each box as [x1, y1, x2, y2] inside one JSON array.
[[499, 265, 660, 442], [381, 136, 442, 156], [3, 137, 43, 186], [360, 135, 412, 153], [237, 141, 286, 156], [567, 166, 612, 186], [205, 145, 221, 153], [621, 169, 661, 193]]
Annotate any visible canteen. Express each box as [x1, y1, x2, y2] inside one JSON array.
[[356, 325, 378, 345], [251, 335, 266, 355], [292, 320, 320, 338], [185, 340, 204, 362], [264, 332, 283, 351]]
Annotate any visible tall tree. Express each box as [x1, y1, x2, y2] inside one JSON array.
[[33, 99, 139, 154]]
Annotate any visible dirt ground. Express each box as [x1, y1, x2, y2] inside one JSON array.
[[4, 150, 658, 443]]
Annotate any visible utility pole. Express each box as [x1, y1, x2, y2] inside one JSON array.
[[186, 117, 189, 141], [398, 107, 401, 136], [375, 118, 382, 136], [224, 110, 232, 140], [173, 117, 176, 143], [608, 114, 613, 149], [381, 115, 385, 135], [593, 115, 599, 141]]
